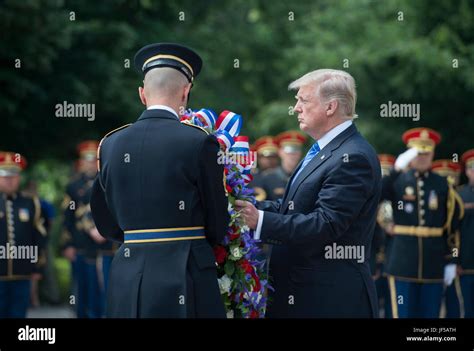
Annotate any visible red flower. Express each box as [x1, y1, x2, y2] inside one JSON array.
[[240, 259, 253, 274], [229, 232, 240, 241], [253, 276, 261, 292], [213, 246, 227, 264], [226, 184, 233, 194], [249, 310, 259, 318]]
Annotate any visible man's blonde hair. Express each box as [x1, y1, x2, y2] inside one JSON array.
[[289, 69, 358, 119]]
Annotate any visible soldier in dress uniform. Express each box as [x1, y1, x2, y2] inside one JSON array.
[[373, 154, 395, 318], [458, 150, 474, 318], [257, 131, 306, 201], [249, 136, 279, 201], [60, 141, 106, 318], [382, 128, 464, 318], [0, 152, 47, 318], [431, 159, 463, 317], [90, 43, 229, 318]]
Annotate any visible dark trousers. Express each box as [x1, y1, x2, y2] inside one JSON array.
[[98, 254, 113, 317], [375, 276, 392, 318], [390, 278, 443, 318], [0, 280, 31, 318], [461, 274, 474, 318], [445, 278, 462, 318], [73, 254, 102, 318]]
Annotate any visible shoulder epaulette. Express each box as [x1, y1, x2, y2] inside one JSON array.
[[98, 124, 132, 172], [180, 120, 210, 135], [102, 124, 132, 141]]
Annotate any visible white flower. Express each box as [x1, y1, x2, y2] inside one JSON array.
[[226, 310, 234, 319], [241, 224, 250, 232], [231, 246, 243, 259], [218, 275, 232, 294]]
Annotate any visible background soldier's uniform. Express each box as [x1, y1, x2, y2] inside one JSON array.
[[249, 136, 279, 201], [259, 167, 289, 201], [61, 171, 103, 318], [431, 159, 463, 317], [62, 140, 106, 318], [0, 152, 47, 318], [458, 150, 474, 318], [382, 128, 464, 318], [372, 154, 395, 318], [258, 131, 306, 202]]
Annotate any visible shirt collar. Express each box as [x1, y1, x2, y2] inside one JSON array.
[[316, 120, 353, 150], [147, 105, 179, 119]]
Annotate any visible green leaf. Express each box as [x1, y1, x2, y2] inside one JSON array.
[[224, 260, 235, 276]]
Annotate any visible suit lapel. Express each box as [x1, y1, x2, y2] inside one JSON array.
[[281, 124, 358, 212], [282, 150, 332, 211], [281, 158, 305, 206]]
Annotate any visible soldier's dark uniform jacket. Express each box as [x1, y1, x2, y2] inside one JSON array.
[[382, 169, 464, 281], [0, 192, 47, 279], [459, 184, 474, 274], [60, 173, 101, 259], [90, 108, 229, 318]]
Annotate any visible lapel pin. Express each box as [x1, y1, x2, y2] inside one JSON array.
[[321, 155, 325, 159]]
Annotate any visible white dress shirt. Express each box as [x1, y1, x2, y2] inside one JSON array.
[[254, 120, 353, 240], [147, 104, 179, 120]]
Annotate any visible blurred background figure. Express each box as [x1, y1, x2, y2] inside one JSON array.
[[249, 136, 279, 201], [373, 154, 396, 318], [257, 131, 306, 201], [23, 180, 59, 308], [60, 141, 106, 318], [0, 152, 48, 318], [458, 150, 474, 318], [382, 128, 463, 318], [431, 159, 463, 317]]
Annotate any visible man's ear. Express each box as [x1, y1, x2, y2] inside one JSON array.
[[326, 99, 338, 117], [183, 83, 192, 102], [138, 86, 146, 106]]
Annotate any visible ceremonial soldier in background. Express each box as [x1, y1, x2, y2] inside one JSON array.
[[0, 152, 47, 318], [382, 128, 464, 318], [458, 150, 474, 318], [258, 131, 306, 201], [60, 141, 105, 318], [431, 159, 463, 317], [373, 154, 395, 318], [90, 43, 229, 318], [249, 136, 279, 201]]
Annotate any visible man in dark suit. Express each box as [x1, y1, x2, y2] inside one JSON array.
[[237, 69, 381, 318], [90, 43, 229, 318]]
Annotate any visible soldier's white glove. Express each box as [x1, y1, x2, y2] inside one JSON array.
[[395, 148, 419, 171], [443, 264, 457, 286]]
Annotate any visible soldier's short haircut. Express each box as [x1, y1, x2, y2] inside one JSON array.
[[289, 69, 358, 119], [144, 67, 189, 99]]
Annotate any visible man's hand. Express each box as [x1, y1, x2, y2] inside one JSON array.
[[235, 200, 259, 230], [395, 148, 418, 171], [89, 227, 107, 244], [444, 263, 457, 286], [63, 247, 77, 262]]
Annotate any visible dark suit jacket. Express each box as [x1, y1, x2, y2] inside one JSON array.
[[90, 108, 229, 318], [257, 124, 381, 318]]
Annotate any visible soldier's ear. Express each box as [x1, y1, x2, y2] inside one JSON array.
[[183, 83, 192, 104], [138, 86, 147, 106]]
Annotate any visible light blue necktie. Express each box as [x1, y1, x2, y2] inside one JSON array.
[[291, 142, 320, 186]]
